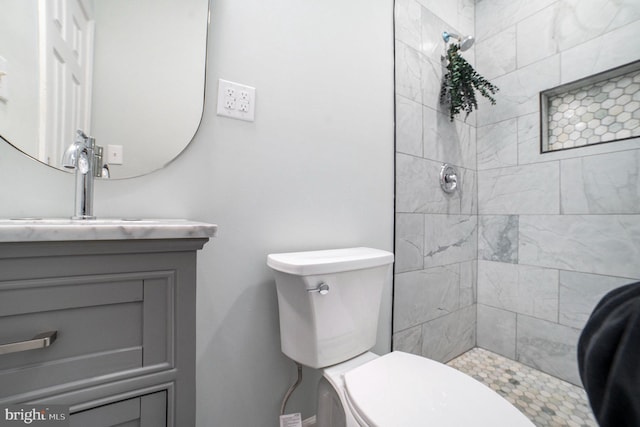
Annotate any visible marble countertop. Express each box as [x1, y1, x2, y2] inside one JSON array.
[[0, 218, 218, 242]]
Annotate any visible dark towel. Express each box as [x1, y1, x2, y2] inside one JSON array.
[[577, 281, 640, 427]]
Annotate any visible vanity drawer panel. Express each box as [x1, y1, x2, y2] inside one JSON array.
[[69, 391, 167, 427], [0, 347, 142, 399], [0, 273, 174, 399], [0, 278, 143, 316]]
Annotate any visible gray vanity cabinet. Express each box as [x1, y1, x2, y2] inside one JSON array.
[[0, 237, 211, 426]]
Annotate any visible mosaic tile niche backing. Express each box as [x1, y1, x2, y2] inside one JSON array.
[[542, 66, 640, 152]]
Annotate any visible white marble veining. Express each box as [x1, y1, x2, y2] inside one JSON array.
[[517, 114, 545, 165], [477, 304, 516, 359], [559, 271, 635, 329], [516, 5, 558, 68], [459, 260, 477, 307], [477, 55, 560, 126], [476, 26, 517, 81], [392, 324, 423, 355], [478, 162, 560, 214], [394, 0, 421, 51], [561, 150, 640, 214], [421, 56, 443, 112], [424, 107, 476, 170], [477, 260, 559, 322], [516, 315, 581, 385], [518, 0, 640, 70], [478, 215, 518, 263], [0, 218, 218, 242], [395, 213, 424, 273], [396, 96, 423, 156], [424, 214, 477, 268], [458, 167, 477, 215], [416, 0, 474, 40], [560, 0, 640, 49], [393, 264, 461, 331], [395, 41, 422, 103], [477, 118, 518, 170], [561, 21, 640, 84], [420, 305, 476, 362], [475, 0, 556, 41], [519, 214, 640, 278], [419, 7, 449, 64]]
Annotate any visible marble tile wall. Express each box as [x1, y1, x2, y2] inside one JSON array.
[[393, 0, 477, 363], [475, 0, 640, 385], [394, 0, 640, 384]]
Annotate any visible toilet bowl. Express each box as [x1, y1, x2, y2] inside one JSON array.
[[267, 247, 534, 426], [318, 351, 534, 427]]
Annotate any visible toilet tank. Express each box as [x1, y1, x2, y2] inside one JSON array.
[[267, 247, 394, 369]]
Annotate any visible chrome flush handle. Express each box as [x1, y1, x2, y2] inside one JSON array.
[[307, 281, 330, 295]]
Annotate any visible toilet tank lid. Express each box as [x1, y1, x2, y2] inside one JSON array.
[[267, 247, 394, 276]]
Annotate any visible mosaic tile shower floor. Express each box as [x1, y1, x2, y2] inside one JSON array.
[[447, 348, 598, 427]]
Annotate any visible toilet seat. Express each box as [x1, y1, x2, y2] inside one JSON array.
[[343, 351, 534, 427]]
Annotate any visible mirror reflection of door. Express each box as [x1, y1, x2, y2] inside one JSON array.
[[39, 0, 94, 167]]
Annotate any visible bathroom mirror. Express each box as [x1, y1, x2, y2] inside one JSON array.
[[0, 0, 209, 179]]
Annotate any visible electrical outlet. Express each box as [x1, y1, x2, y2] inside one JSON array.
[[217, 79, 256, 122]]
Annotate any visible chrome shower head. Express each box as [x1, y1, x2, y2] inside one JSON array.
[[442, 31, 475, 51], [458, 35, 474, 51]]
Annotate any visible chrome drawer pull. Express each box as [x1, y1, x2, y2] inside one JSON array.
[[0, 331, 58, 355]]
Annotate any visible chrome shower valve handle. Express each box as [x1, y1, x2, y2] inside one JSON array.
[[440, 163, 458, 194]]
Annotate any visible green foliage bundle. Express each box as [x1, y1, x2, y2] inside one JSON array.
[[439, 44, 499, 121]]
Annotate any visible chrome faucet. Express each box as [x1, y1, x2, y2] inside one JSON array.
[[61, 130, 108, 219]]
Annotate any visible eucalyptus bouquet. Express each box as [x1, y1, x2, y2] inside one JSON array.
[[439, 44, 499, 121]]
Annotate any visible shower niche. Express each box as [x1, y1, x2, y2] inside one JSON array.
[[540, 61, 640, 153]]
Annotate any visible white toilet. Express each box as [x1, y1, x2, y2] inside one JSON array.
[[268, 247, 534, 426]]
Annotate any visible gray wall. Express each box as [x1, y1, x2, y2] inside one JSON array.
[[0, 0, 395, 425], [475, 0, 640, 385], [393, 0, 478, 363]]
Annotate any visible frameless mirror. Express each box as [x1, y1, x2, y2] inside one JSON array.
[[0, 0, 209, 179]]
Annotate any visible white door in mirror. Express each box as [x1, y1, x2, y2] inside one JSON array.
[[216, 79, 256, 122]]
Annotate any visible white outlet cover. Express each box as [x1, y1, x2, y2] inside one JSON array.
[[217, 79, 256, 122]]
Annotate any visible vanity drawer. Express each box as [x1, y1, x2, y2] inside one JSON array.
[[69, 391, 167, 427], [0, 273, 174, 399]]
